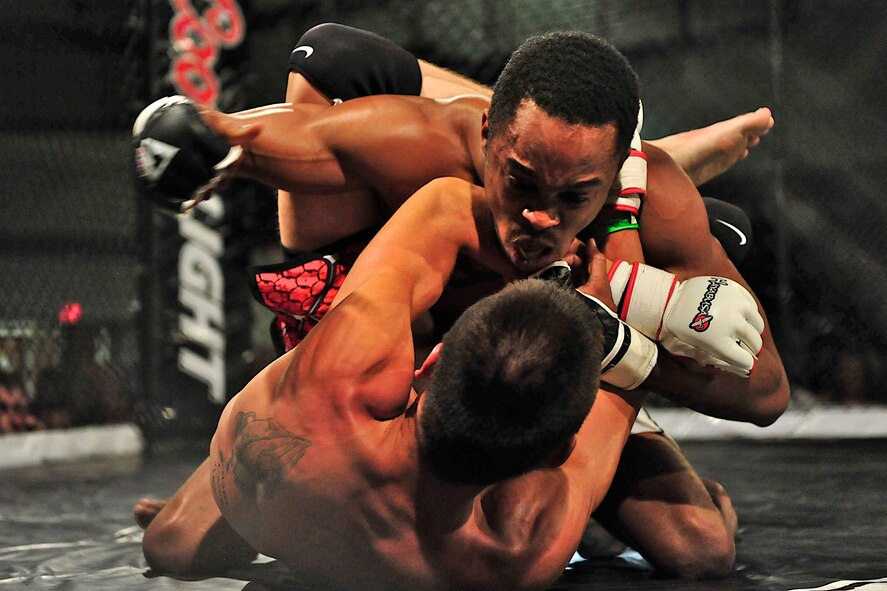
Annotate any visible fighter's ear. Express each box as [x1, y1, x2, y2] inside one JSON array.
[[414, 342, 443, 380], [480, 109, 490, 149]]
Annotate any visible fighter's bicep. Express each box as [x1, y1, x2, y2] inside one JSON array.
[[243, 103, 364, 193]]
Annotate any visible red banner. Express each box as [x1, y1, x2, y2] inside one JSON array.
[[167, 0, 246, 106]]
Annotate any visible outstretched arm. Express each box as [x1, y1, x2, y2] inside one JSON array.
[[330, 176, 479, 315], [201, 95, 483, 212]]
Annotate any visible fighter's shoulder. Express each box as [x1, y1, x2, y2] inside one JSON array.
[[339, 93, 484, 128], [431, 93, 491, 112], [641, 139, 685, 179], [333, 93, 431, 118], [411, 176, 478, 214], [638, 141, 721, 274]]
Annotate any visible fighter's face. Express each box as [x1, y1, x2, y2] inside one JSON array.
[[483, 101, 622, 274]]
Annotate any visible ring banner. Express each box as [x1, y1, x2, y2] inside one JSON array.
[[139, 0, 253, 438]]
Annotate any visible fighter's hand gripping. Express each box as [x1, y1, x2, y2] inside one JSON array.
[[531, 243, 658, 391], [608, 261, 764, 377]]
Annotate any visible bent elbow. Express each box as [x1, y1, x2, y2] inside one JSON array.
[[751, 407, 781, 428], [750, 372, 791, 427]]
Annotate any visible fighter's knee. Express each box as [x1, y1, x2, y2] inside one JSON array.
[[142, 521, 182, 575], [662, 513, 736, 580], [702, 196, 753, 265], [142, 512, 199, 577], [288, 23, 420, 103]]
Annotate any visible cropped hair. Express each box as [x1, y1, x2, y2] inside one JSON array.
[[419, 279, 603, 486], [487, 31, 640, 158]]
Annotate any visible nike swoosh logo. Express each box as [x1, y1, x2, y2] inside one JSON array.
[[714, 218, 747, 245], [293, 45, 314, 58]]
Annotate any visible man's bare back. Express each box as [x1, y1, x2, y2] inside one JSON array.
[[202, 182, 639, 591]]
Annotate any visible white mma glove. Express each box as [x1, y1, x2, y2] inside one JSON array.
[[609, 260, 764, 377]]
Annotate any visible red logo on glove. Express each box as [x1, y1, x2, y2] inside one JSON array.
[[690, 313, 712, 332], [688, 278, 728, 333]]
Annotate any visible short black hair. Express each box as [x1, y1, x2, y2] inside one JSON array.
[[419, 279, 603, 486], [487, 31, 640, 158]]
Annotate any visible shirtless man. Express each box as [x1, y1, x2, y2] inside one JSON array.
[[143, 181, 651, 590], [134, 28, 789, 579]]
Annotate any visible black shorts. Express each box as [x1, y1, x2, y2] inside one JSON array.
[[289, 23, 422, 102]]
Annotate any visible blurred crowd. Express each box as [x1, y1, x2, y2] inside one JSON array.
[[0, 327, 131, 435]]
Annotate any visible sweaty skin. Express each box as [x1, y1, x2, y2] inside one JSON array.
[[202, 95, 788, 425], [143, 171, 646, 591], [412, 61, 774, 188], [141, 60, 785, 580]]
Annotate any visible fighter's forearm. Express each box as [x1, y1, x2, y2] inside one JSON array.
[[645, 344, 790, 426], [331, 177, 476, 317], [599, 252, 790, 425]]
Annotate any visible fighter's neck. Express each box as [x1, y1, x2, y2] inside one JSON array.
[[400, 406, 479, 529]]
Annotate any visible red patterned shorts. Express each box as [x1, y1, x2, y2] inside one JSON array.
[[250, 253, 351, 354]]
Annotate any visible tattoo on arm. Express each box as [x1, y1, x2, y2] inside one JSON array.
[[220, 411, 312, 502], [211, 448, 231, 512]]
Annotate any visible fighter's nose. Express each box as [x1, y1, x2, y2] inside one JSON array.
[[522, 208, 560, 229]]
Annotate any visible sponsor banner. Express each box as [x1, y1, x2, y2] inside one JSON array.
[[166, 0, 246, 107], [142, 0, 252, 435]]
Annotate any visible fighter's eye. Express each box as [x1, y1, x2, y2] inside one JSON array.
[[507, 175, 534, 192], [560, 191, 589, 207]]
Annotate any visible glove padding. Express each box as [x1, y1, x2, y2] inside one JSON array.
[[132, 95, 241, 213], [530, 261, 658, 390], [609, 261, 764, 377]]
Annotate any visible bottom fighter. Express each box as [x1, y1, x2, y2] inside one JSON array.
[[137, 171, 661, 590]]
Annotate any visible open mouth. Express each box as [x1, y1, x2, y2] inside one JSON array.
[[511, 238, 554, 265]]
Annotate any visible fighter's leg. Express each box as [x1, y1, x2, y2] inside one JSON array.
[[591, 432, 737, 580], [281, 68, 362, 254], [648, 107, 774, 186], [285, 71, 333, 105], [140, 457, 257, 578], [279, 23, 416, 251], [133, 497, 166, 529], [285, 23, 422, 105], [703, 196, 754, 265], [418, 60, 492, 99]]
